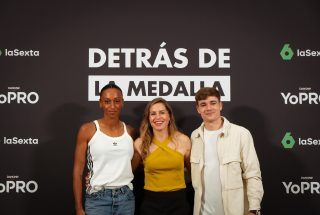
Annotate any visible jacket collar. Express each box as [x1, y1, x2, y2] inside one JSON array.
[[195, 116, 231, 138]]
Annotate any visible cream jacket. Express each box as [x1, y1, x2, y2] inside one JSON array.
[[190, 117, 263, 215]]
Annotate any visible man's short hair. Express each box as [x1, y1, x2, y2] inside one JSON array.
[[195, 87, 221, 104]]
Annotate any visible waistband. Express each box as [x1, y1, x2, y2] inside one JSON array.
[[87, 183, 133, 194], [144, 188, 186, 196]]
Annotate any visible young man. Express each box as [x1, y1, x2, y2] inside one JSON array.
[[190, 87, 263, 215]]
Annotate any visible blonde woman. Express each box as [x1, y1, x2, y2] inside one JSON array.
[[132, 97, 191, 215]]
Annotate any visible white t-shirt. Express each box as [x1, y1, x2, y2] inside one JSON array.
[[201, 127, 225, 215]]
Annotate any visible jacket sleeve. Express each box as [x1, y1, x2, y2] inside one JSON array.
[[240, 128, 264, 210]]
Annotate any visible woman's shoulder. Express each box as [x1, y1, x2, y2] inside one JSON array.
[[173, 131, 191, 148], [134, 137, 143, 146], [78, 121, 96, 137], [79, 121, 95, 130], [173, 132, 191, 153], [174, 131, 190, 141], [133, 137, 143, 154]]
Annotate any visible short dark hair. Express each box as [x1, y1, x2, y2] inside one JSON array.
[[99, 83, 123, 97], [195, 87, 221, 104]]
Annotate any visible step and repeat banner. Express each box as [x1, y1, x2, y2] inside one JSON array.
[[1, 1, 319, 214]]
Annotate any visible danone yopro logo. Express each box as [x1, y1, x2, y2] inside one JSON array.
[[0, 176, 38, 194], [283, 177, 320, 194], [280, 43, 320, 60], [281, 132, 320, 149], [281, 91, 320, 105], [0, 87, 39, 104]]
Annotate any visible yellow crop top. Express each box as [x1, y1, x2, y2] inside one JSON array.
[[143, 136, 186, 192]]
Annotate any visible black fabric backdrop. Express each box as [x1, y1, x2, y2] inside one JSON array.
[[1, 1, 320, 214]]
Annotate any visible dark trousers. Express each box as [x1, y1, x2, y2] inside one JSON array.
[[140, 189, 190, 215]]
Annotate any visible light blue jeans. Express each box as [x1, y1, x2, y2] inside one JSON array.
[[85, 185, 135, 215]]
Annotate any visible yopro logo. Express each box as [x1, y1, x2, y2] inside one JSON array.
[[0, 176, 38, 193], [281, 132, 320, 149], [281, 88, 319, 105], [283, 177, 320, 194], [0, 87, 39, 104]]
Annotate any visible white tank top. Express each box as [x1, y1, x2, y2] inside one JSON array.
[[86, 120, 134, 194]]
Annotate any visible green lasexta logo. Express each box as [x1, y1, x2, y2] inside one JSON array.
[[280, 44, 294, 60], [281, 132, 296, 149]]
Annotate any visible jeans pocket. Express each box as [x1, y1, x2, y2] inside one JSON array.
[[113, 186, 135, 203], [85, 190, 101, 200], [124, 188, 135, 200]]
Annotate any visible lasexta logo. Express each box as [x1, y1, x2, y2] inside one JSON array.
[[280, 44, 294, 60], [281, 132, 296, 149]]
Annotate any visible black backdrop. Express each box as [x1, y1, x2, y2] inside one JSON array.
[[1, 1, 320, 214]]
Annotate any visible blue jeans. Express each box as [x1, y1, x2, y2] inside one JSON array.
[[85, 185, 135, 215]]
